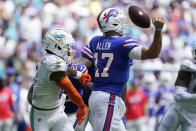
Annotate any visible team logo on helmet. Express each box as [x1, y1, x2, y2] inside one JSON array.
[[103, 9, 119, 23], [51, 32, 65, 42], [97, 8, 125, 34]]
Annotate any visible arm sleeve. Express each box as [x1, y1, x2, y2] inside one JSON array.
[[128, 46, 142, 60], [69, 62, 88, 73], [122, 38, 139, 58], [81, 44, 93, 62], [174, 86, 196, 102]]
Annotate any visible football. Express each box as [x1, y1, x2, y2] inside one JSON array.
[[128, 6, 151, 28]]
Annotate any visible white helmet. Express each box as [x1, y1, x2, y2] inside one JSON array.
[[192, 43, 196, 64], [97, 8, 125, 34], [43, 28, 75, 62]]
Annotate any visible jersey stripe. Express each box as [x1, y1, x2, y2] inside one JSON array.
[[84, 46, 93, 54], [73, 118, 79, 129], [125, 39, 137, 42], [30, 107, 35, 131], [103, 94, 115, 131], [123, 43, 138, 47], [59, 89, 63, 98], [82, 49, 93, 59], [122, 115, 127, 129], [82, 46, 93, 56], [81, 66, 87, 73]]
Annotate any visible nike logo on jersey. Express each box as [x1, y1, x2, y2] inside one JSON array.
[[96, 42, 111, 50]]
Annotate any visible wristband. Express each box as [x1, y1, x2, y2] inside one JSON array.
[[74, 71, 82, 79], [155, 28, 162, 32]]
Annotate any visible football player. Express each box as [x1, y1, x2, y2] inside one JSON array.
[[76, 8, 165, 131], [73, 50, 127, 131], [64, 62, 93, 131], [158, 43, 196, 131], [68, 63, 93, 131], [27, 28, 91, 131]]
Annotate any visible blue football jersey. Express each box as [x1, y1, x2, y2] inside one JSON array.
[[64, 62, 88, 113], [84, 35, 138, 96]]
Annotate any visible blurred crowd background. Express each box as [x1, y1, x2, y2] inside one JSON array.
[[0, 0, 196, 131]]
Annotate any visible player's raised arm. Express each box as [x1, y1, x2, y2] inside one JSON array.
[[141, 16, 165, 60], [128, 16, 165, 60]]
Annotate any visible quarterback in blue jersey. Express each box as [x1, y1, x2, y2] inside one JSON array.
[[78, 8, 165, 131], [73, 48, 127, 131]]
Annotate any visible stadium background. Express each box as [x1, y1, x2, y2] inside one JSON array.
[[0, 0, 195, 131]]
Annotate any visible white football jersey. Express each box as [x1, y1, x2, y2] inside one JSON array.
[[177, 60, 196, 112], [32, 53, 67, 109]]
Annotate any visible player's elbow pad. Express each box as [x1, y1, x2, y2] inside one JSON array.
[[58, 76, 84, 107]]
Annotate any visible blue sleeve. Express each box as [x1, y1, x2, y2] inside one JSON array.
[[81, 38, 94, 62], [68, 62, 87, 91], [121, 37, 139, 58], [68, 62, 88, 73]]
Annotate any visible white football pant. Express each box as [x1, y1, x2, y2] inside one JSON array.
[[30, 106, 74, 131], [158, 103, 196, 131], [88, 91, 127, 131]]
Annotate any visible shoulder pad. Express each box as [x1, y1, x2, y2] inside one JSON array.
[[180, 60, 196, 72], [44, 55, 67, 72]]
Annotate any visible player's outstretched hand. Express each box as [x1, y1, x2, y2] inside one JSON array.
[[152, 16, 165, 30], [79, 73, 91, 85], [76, 105, 87, 125]]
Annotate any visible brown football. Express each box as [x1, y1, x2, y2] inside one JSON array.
[[128, 6, 151, 28]]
